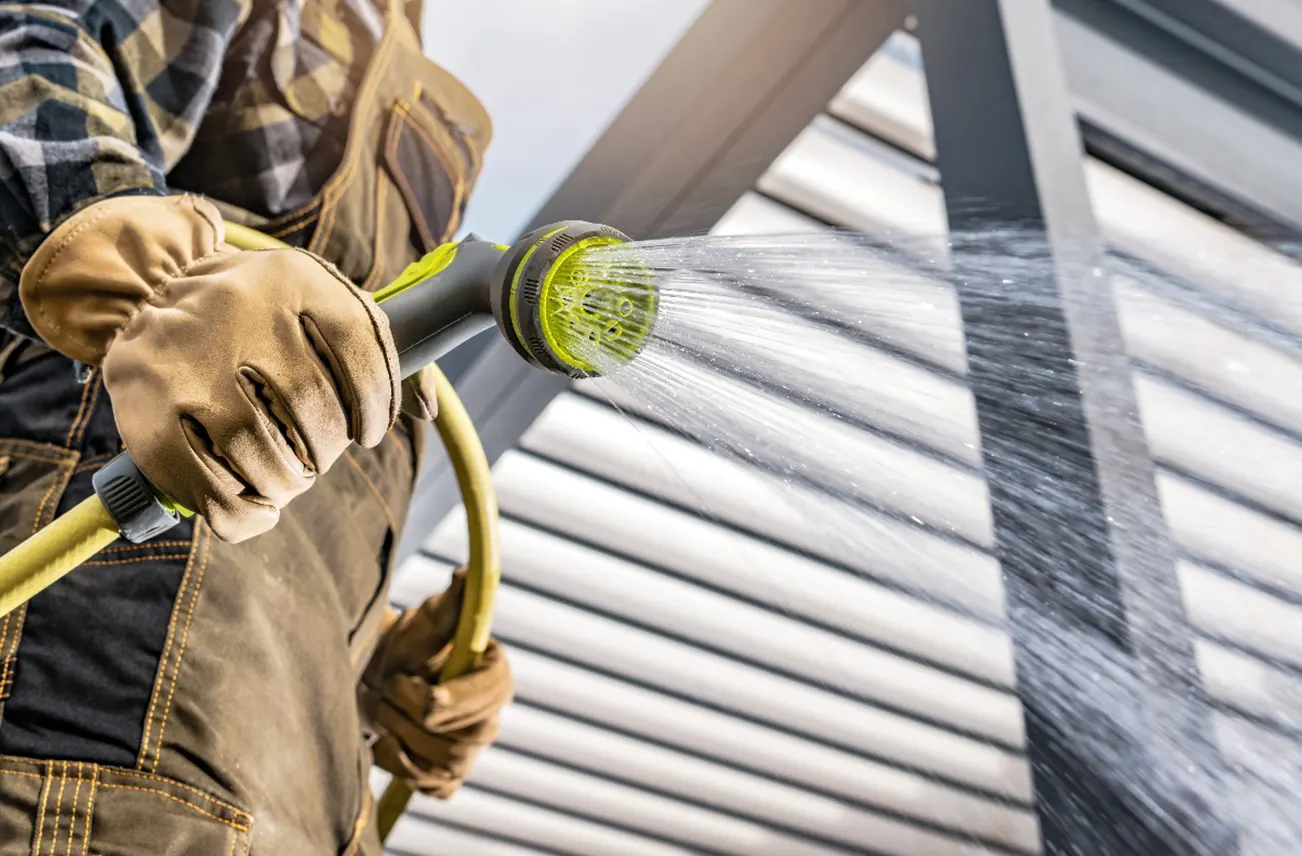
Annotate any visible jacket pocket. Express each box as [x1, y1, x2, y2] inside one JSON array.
[[0, 754, 252, 856], [381, 87, 482, 254]]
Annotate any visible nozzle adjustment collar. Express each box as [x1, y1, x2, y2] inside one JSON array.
[[493, 221, 630, 378]]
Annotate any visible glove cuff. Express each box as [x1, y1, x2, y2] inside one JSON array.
[[19, 194, 225, 364]]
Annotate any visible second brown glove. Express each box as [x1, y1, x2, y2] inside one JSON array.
[[359, 572, 513, 799]]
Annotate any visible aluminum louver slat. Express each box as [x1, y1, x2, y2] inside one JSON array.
[[428, 513, 1024, 744], [493, 704, 1029, 856], [406, 787, 699, 856], [443, 580, 1035, 800], [385, 817, 553, 856], [487, 450, 1016, 684]]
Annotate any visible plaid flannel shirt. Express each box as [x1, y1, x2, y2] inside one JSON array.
[[0, 0, 396, 338]]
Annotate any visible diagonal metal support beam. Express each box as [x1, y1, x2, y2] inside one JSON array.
[[397, 0, 908, 563], [911, 0, 1240, 852]]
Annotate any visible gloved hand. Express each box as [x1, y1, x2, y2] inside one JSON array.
[[18, 194, 436, 542], [359, 571, 512, 799]]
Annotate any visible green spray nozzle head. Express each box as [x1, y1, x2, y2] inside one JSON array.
[[492, 221, 657, 379]]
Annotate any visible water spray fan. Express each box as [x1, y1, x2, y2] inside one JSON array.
[[0, 219, 655, 840]]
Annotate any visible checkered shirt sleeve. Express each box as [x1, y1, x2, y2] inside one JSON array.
[[0, 0, 389, 341]]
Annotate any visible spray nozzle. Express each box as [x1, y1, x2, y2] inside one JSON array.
[[491, 221, 657, 378]]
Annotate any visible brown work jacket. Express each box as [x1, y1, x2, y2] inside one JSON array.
[[0, 0, 490, 852]]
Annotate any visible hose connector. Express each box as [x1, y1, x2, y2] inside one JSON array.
[[91, 453, 181, 544]]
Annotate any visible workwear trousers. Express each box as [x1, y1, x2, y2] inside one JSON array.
[[0, 336, 424, 855]]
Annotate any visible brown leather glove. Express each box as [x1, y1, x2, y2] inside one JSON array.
[[359, 571, 513, 799], [18, 194, 435, 542]]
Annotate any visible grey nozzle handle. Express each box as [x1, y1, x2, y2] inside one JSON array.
[[377, 237, 505, 378]]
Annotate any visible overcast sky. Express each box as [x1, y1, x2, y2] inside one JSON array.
[[424, 0, 709, 241]]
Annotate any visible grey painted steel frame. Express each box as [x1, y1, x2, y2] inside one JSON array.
[[1056, 0, 1302, 237], [396, 0, 909, 564], [911, 0, 1239, 852], [1098, 0, 1302, 112]]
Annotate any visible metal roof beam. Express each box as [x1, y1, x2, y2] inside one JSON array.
[[910, 0, 1240, 852]]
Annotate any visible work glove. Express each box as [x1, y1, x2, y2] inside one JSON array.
[[359, 571, 512, 799], [19, 194, 437, 542]]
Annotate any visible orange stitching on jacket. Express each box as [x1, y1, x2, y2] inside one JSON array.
[[71, 380, 102, 447], [71, 762, 86, 856], [0, 438, 76, 458], [64, 762, 83, 856], [115, 770, 244, 817], [136, 533, 201, 770], [0, 440, 60, 454], [93, 783, 250, 832], [96, 541, 192, 553], [63, 370, 98, 447], [0, 760, 251, 819], [32, 460, 75, 536], [362, 176, 391, 291], [50, 760, 67, 856], [0, 449, 59, 464], [67, 376, 102, 448], [0, 611, 11, 699], [0, 449, 68, 465], [0, 605, 27, 698], [3, 607, 22, 693], [30, 472, 62, 536], [312, 57, 383, 239], [80, 554, 190, 568], [150, 525, 212, 772], [0, 614, 11, 697], [80, 765, 98, 856], [266, 200, 323, 236], [33, 762, 50, 856], [342, 450, 396, 531], [311, 30, 398, 250], [0, 758, 252, 823], [309, 133, 357, 251]]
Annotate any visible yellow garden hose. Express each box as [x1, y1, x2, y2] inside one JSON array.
[[374, 358, 501, 840], [221, 221, 288, 250], [0, 496, 119, 617], [0, 221, 500, 844]]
